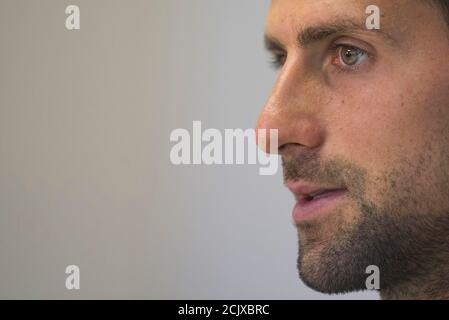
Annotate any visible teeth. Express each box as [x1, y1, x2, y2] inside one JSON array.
[[313, 192, 330, 200], [309, 191, 326, 198], [308, 190, 330, 200]]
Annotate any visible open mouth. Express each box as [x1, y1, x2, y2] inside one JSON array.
[[302, 188, 345, 202], [285, 181, 348, 222], [294, 188, 347, 221]]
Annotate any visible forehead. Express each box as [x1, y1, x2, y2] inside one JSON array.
[[265, 0, 420, 46]]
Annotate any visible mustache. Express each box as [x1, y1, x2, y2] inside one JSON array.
[[282, 152, 322, 183], [281, 149, 366, 193]]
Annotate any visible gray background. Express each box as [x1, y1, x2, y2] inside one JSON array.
[[0, 0, 378, 299]]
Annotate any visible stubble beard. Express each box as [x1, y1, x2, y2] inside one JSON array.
[[283, 153, 449, 296]]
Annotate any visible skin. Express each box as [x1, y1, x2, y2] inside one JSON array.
[[257, 0, 449, 299]]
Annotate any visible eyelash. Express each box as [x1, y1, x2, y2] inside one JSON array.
[[329, 44, 370, 73], [270, 52, 287, 69], [269, 44, 371, 72]]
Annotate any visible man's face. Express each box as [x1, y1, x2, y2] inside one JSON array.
[[257, 0, 449, 295]]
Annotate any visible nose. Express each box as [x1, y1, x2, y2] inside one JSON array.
[[256, 59, 325, 155]]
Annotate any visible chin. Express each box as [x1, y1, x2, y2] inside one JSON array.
[[297, 240, 369, 294]]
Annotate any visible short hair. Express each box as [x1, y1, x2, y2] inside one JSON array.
[[434, 0, 449, 25]]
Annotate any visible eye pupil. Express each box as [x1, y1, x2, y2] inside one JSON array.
[[341, 47, 361, 66]]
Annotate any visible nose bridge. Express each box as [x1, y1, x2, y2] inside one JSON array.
[[266, 67, 296, 117], [256, 61, 324, 153], [260, 62, 303, 129]]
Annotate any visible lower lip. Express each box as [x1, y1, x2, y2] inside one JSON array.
[[292, 190, 347, 222]]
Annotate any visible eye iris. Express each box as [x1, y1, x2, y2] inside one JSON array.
[[341, 47, 361, 66]]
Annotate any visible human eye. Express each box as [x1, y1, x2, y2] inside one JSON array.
[[269, 50, 287, 69], [330, 44, 371, 72]]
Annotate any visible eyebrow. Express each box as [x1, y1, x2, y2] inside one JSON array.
[[265, 19, 397, 52]]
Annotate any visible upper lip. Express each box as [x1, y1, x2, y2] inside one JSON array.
[[285, 180, 346, 201]]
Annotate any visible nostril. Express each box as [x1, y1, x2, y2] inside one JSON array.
[[278, 143, 290, 153], [278, 143, 306, 157]]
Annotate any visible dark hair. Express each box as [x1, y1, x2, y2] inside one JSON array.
[[434, 0, 449, 25]]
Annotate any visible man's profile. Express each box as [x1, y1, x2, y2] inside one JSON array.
[[256, 0, 449, 299]]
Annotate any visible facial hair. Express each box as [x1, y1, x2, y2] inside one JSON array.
[[283, 150, 449, 296]]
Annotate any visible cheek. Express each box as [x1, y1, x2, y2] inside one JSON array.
[[323, 45, 449, 166], [324, 88, 449, 210], [322, 87, 443, 199], [324, 92, 412, 172]]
